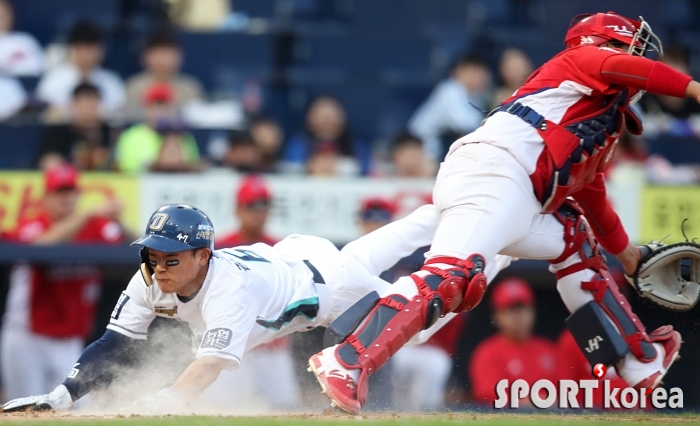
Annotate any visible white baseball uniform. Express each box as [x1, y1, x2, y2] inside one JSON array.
[[108, 205, 512, 373]]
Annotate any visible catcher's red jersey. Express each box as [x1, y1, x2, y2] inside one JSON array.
[[454, 46, 643, 210]]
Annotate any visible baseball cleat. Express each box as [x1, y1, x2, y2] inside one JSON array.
[[308, 348, 361, 415], [632, 326, 681, 390]]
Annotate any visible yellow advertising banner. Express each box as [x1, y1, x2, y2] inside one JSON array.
[[0, 172, 140, 235], [640, 186, 700, 243]]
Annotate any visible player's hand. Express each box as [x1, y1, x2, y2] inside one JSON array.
[[2, 385, 74, 412], [614, 242, 642, 276], [132, 388, 187, 414]]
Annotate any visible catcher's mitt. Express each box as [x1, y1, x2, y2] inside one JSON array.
[[625, 241, 700, 312]]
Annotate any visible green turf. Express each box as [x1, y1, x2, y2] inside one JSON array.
[[3, 413, 699, 426]]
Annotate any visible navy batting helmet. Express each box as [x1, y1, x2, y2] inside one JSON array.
[[131, 204, 215, 253]]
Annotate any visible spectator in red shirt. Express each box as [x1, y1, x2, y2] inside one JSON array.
[[216, 175, 277, 249], [207, 175, 299, 409], [468, 278, 557, 405], [0, 165, 127, 401]]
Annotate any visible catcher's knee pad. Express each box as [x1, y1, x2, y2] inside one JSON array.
[[551, 201, 657, 363], [333, 255, 487, 375]]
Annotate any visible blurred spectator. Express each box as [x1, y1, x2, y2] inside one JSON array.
[[1, 165, 127, 400], [223, 131, 261, 173], [408, 54, 491, 159], [283, 95, 369, 175], [167, 0, 230, 31], [35, 83, 112, 171], [491, 47, 533, 109], [557, 329, 635, 409], [608, 130, 700, 185], [468, 278, 557, 405], [250, 115, 284, 173], [358, 197, 395, 235], [114, 83, 200, 173], [149, 127, 202, 173], [125, 31, 204, 121], [0, 73, 26, 120], [390, 132, 435, 178], [0, 0, 44, 76], [306, 140, 340, 177], [217, 175, 276, 248], [206, 175, 300, 410], [639, 45, 700, 137], [36, 21, 125, 121]]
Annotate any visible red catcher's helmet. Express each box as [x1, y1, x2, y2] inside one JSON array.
[[564, 11, 663, 60]]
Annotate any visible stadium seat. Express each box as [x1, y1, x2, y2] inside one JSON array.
[[178, 32, 275, 92], [12, 0, 119, 45], [0, 125, 43, 169]]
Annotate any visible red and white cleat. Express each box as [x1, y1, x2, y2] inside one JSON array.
[[632, 326, 682, 390], [308, 347, 362, 415]]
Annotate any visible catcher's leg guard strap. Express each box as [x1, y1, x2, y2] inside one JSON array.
[[323, 291, 380, 348], [335, 255, 487, 372], [565, 301, 630, 368], [551, 201, 657, 363], [581, 272, 657, 362]]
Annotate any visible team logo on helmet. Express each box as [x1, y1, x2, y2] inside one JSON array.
[[605, 25, 634, 38], [149, 213, 169, 231]]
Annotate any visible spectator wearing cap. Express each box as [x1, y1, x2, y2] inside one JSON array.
[[35, 83, 113, 171], [390, 132, 435, 178], [125, 31, 204, 121], [468, 278, 557, 405], [358, 197, 395, 235], [282, 95, 370, 176], [0, 0, 44, 76], [216, 175, 276, 248], [1, 165, 128, 400], [36, 21, 125, 121], [114, 82, 199, 174]]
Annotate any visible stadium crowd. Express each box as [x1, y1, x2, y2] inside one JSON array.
[[0, 0, 699, 413]]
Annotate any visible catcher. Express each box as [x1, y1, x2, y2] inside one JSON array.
[[2, 203, 513, 412], [309, 11, 700, 415]]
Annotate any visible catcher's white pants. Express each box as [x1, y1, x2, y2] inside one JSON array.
[[0, 326, 82, 401], [386, 142, 663, 386], [391, 345, 452, 411]]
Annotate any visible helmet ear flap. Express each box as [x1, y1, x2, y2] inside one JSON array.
[[139, 247, 154, 286]]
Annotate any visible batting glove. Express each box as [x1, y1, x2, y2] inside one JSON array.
[[3, 384, 74, 412]]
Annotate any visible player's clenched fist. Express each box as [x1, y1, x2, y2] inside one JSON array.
[[2, 385, 74, 412]]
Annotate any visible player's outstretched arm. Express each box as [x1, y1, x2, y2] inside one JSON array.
[[2, 330, 144, 412]]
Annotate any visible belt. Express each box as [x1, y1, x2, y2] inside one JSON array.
[[303, 260, 326, 284]]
